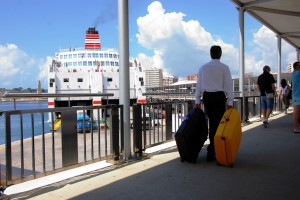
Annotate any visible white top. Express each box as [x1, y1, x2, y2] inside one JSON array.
[[282, 85, 289, 95], [194, 59, 234, 106]]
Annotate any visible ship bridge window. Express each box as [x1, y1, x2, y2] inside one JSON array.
[[109, 54, 113, 58], [68, 54, 72, 59], [88, 61, 93, 66], [73, 54, 77, 58], [115, 62, 119, 66], [64, 55, 67, 59], [110, 62, 115, 66], [105, 61, 110, 66], [93, 53, 98, 58], [101, 61, 105, 66], [87, 53, 91, 58], [79, 53, 85, 58], [78, 61, 82, 66], [77, 78, 83, 82], [67, 62, 72, 66], [63, 78, 69, 82], [73, 62, 77, 66], [60, 55, 63, 59], [104, 53, 108, 58], [83, 61, 87, 66], [107, 78, 113, 82], [93, 61, 97, 66], [100, 53, 103, 58], [113, 54, 117, 59]]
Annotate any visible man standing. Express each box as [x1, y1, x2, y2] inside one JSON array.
[[257, 65, 276, 128], [194, 45, 233, 161], [291, 61, 300, 133]]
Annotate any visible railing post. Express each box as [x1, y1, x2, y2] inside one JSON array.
[[239, 97, 243, 121], [244, 97, 249, 122], [132, 104, 143, 156], [61, 111, 78, 167], [165, 104, 173, 140], [110, 105, 120, 161], [4, 112, 12, 185], [188, 100, 194, 111]]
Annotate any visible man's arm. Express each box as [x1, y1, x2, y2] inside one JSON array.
[[224, 66, 234, 107], [194, 69, 202, 105]]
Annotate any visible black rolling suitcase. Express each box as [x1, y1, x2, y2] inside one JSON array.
[[175, 107, 208, 163]]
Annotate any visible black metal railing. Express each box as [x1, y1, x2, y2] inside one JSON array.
[[0, 94, 275, 187]]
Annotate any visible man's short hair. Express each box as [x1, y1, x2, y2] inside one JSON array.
[[263, 65, 271, 72], [293, 61, 300, 70], [210, 45, 222, 59]]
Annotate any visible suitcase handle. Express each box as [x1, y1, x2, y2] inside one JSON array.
[[220, 115, 230, 124]]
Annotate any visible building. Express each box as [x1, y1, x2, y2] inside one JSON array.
[[162, 75, 178, 87], [144, 68, 163, 88], [186, 73, 198, 81], [286, 63, 293, 72]]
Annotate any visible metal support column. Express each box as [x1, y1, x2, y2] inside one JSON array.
[[118, 0, 131, 160], [277, 36, 282, 111], [239, 7, 246, 122]]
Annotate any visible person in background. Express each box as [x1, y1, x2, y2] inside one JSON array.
[[277, 79, 291, 114], [291, 61, 300, 133], [194, 45, 233, 161], [257, 65, 276, 128]]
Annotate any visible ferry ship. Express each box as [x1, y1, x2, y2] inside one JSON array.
[[47, 27, 146, 129], [48, 27, 146, 106]]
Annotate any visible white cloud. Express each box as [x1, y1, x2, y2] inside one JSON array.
[[0, 44, 49, 89], [135, 1, 297, 80], [135, 1, 239, 79], [247, 26, 296, 75]]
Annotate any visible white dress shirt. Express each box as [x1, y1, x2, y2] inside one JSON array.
[[194, 59, 234, 106]]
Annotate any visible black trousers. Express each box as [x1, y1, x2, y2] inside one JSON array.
[[203, 91, 227, 156]]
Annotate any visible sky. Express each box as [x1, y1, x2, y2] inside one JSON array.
[[0, 0, 297, 89]]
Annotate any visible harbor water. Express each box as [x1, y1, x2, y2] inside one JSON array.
[[0, 101, 50, 144]]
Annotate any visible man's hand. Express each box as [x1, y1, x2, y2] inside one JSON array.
[[227, 105, 233, 109]]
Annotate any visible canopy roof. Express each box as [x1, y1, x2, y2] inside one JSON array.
[[231, 0, 300, 50]]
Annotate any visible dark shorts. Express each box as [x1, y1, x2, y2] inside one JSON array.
[[260, 96, 274, 109]]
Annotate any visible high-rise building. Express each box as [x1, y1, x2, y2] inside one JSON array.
[[37, 80, 42, 94], [286, 62, 293, 72], [144, 68, 163, 88]]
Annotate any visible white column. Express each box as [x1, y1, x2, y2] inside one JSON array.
[[277, 35, 282, 92], [118, 0, 131, 160], [239, 7, 245, 121]]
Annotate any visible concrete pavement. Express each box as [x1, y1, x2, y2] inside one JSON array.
[[6, 109, 300, 200]]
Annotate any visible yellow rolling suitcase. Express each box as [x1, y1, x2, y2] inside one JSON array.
[[214, 108, 242, 167]]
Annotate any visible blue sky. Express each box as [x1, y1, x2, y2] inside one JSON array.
[[0, 0, 297, 89]]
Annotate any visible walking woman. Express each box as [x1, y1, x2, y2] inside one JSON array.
[[277, 79, 291, 114]]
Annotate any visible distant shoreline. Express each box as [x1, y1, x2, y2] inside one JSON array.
[[0, 98, 48, 102]]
